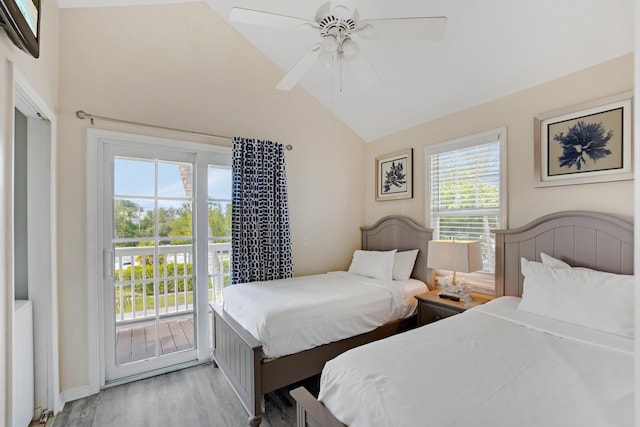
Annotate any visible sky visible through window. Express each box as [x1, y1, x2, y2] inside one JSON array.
[[114, 158, 231, 210]]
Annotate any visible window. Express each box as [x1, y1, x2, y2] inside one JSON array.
[[425, 128, 507, 289]]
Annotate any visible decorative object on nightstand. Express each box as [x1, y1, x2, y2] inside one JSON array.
[[426, 240, 483, 302], [415, 288, 493, 326]]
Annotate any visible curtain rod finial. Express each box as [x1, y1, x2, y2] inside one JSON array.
[[76, 110, 95, 125]]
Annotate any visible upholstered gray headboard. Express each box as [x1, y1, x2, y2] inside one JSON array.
[[360, 215, 433, 283], [493, 210, 634, 297]]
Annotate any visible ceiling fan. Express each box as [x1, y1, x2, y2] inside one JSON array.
[[230, 3, 447, 91]]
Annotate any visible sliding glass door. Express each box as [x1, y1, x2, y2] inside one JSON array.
[[100, 138, 230, 383]]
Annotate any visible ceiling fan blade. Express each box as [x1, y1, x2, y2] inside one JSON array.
[[276, 44, 323, 91], [315, 2, 331, 21], [346, 53, 379, 90], [230, 7, 318, 30], [357, 17, 447, 41]]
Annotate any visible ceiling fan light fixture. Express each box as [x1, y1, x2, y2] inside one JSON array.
[[341, 38, 359, 59], [323, 35, 339, 54]]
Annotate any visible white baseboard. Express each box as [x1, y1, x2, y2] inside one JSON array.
[[60, 384, 99, 407]]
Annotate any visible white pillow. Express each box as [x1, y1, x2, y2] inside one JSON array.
[[393, 249, 419, 281], [540, 252, 571, 268], [518, 258, 634, 338], [348, 249, 397, 281], [540, 252, 622, 275]]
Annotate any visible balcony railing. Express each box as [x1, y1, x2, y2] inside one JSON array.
[[113, 242, 230, 324]]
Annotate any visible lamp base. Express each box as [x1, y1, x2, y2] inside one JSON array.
[[441, 275, 472, 302]]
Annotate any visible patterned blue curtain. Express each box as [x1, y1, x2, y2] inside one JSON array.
[[231, 137, 293, 284]]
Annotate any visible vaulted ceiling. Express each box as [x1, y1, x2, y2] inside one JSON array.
[[57, 0, 635, 142]]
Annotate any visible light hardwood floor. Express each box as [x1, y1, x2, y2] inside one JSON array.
[[52, 363, 319, 427]]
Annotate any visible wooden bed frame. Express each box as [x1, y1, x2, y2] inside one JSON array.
[[290, 210, 634, 427], [211, 215, 433, 426]]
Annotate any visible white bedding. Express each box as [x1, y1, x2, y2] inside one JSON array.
[[318, 297, 634, 427], [222, 271, 427, 358]]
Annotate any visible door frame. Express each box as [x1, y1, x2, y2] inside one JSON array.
[[10, 66, 60, 418], [86, 128, 230, 390]]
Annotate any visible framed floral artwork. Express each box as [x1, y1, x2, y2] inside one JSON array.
[[534, 91, 633, 187], [375, 148, 413, 201]]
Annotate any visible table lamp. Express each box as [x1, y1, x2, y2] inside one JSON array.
[[427, 240, 483, 302]]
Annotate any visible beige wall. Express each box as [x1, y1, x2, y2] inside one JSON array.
[[7, 2, 60, 110], [57, 3, 365, 393], [365, 54, 634, 228], [0, 1, 60, 423]]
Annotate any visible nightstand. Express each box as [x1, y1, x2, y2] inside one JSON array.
[[415, 288, 494, 326]]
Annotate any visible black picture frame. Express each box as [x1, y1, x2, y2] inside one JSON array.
[[375, 148, 413, 201]]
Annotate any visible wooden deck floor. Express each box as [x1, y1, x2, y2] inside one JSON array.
[[116, 316, 194, 365]]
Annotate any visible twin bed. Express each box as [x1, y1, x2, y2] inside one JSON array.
[[210, 215, 433, 426], [291, 210, 635, 427]]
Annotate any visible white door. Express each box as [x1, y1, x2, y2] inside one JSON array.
[[102, 141, 211, 382]]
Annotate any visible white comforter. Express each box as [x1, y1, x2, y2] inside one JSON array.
[[318, 297, 634, 427], [222, 271, 426, 358]]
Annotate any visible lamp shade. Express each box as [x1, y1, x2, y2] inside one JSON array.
[[426, 240, 483, 273], [341, 38, 360, 59]]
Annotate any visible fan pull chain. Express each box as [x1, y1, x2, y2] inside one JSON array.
[[339, 54, 343, 92], [330, 54, 335, 113]]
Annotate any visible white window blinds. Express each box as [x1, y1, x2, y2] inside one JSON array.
[[426, 129, 506, 278]]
